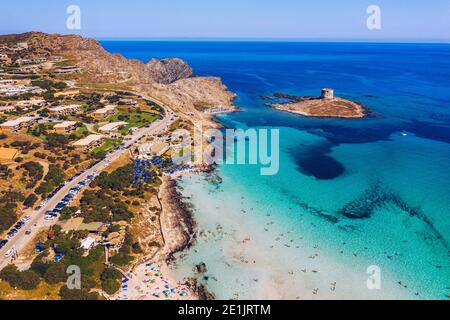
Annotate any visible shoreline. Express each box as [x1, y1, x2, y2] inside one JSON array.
[[117, 170, 217, 300], [159, 172, 217, 300], [161, 171, 420, 300], [159, 176, 197, 262]]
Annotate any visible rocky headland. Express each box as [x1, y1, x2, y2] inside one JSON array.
[[0, 32, 236, 117], [265, 92, 368, 119]]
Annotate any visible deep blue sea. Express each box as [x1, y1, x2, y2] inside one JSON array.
[[102, 41, 450, 299]]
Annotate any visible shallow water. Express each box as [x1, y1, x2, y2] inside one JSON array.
[[102, 41, 450, 299]]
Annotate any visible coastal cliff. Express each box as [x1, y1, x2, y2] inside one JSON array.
[[0, 32, 236, 114], [0, 32, 192, 84], [159, 176, 196, 261]]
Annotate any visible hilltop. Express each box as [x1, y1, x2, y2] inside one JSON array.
[[0, 32, 236, 116]]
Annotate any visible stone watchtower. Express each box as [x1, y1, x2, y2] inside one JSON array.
[[321, 88, 334, 100]]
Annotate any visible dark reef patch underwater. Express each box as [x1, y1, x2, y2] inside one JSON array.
[[337, 182, 448, 249], [290, 141, 346, 180]]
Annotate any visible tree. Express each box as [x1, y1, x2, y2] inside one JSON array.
[[0, 265, 41, 290], [59, 286, 99, 300], [23, 193, 38, 208], [30, 254, 51, 277], [102, 279, 121, 295], [35, 164, 65, 198], [100, 267, 122, 281], [0, 264, 20, 283], [43, 264, 67, 284], [16, 270, 41, 290], [0, 206, 17, 232], [46, 133, 69, 149]]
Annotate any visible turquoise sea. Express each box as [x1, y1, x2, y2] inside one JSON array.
[[102, 41, 450, 299]]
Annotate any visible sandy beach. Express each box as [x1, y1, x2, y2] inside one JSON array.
[[114, 175, 209, 300]]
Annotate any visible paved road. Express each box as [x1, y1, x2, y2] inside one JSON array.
[[0, 93, 174, 269]]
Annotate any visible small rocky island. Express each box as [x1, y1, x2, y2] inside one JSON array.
[[266, 88, 367, 119]]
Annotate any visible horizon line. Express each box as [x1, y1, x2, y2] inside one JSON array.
[[95, 37, 450, 44], [2, 31, 450, 44]]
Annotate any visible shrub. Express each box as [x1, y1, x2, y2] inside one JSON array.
[[59, 286, 99, 300], [0, 265, 41, 290], [23, 193, 38, 208], [43, 264, 67, 284], [101, 279, 121, 295]]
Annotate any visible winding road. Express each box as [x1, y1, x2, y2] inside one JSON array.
[[0, 92, 175, 269]]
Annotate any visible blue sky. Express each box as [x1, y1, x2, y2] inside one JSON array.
[[1, 0, 449, 41]]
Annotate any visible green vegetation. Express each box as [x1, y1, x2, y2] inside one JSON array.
[[35, 164, 65, 198], [23, 193, 38, 208], [0, 191, 24, 232], [19, 161, 44, 189], [46, 133, 69, 148], [0, 164, 13, 180], [0, 204, 17, 233], [27, 226, 104, 299], [0, 265, 41, 290], [43, 264, 67, 285], [107, 110, 160, 135], [100, 267, 122, 295], [60, 206, 78, 221], [75, 93, 102, 113], [110, 230, 134, 266], [68, 125, 88, 140], [28, 123, 54, 138], [59, 285, 99, 300], [8, 140, 41, 153], [31, 79, 67, 91], [145, 100, 165, 115], [91, 138, 121, 156]]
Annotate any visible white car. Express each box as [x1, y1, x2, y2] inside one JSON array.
[[44, 215, 56, 221], [21, 216, 31, 223], [4, 249, 15, 258]]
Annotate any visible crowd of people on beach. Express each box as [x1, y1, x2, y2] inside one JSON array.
[[116, 261, 191, 300]]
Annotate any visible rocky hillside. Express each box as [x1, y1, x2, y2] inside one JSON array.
[[0, 32, 236, 115], [0, 32, 192, 84]]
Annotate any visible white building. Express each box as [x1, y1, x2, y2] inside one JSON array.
[[92, 105, 117, 119], [72, 134, 104, 152], [0, 106, 15, 113], [48, 104, 81, 116], [80, 237, 96, 250], [0, 116, 36, 133], [55, 66, 81, 74], [15, 99, 46, 108], [98, 121, 128, 134], [54, 121, 78, 134], [0, 85, 44, 96]]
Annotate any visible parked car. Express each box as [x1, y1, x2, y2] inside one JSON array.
[[35, 242, 46, 254], [4, 248, 15, 258], [0, 240, 8, 249], [54, 253, 64, 262]]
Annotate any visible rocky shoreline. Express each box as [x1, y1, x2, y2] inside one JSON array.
[[159, 176, 197, 262], [158, 172, 217, 300]]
